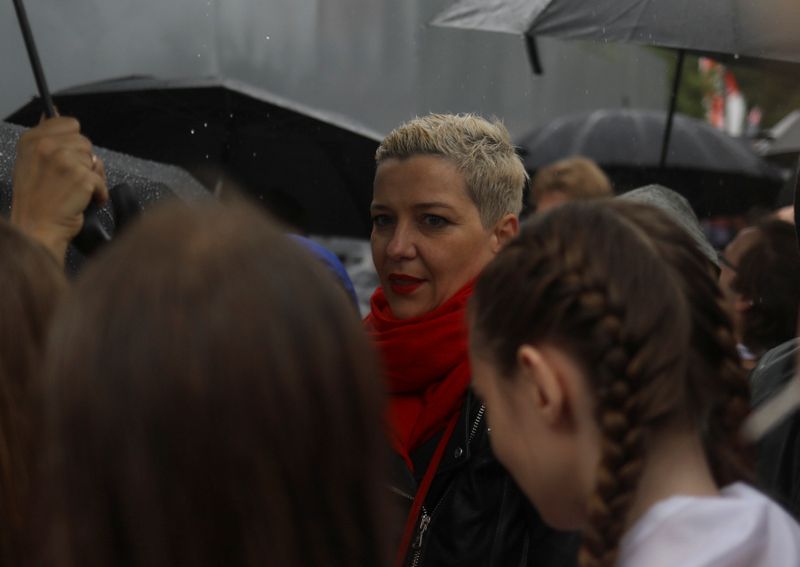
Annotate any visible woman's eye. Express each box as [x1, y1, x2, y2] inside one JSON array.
[[422, 214, 449, 228], [371, 214, 393, 228]]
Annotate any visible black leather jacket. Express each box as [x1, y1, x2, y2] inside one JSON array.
[[389, 390, 579, 567]]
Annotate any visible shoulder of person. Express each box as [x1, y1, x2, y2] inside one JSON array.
[[619, 483, 800, 567], [750, 338, 799, 407]]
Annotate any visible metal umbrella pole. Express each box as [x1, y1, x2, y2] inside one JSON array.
[[659, 49, 686, 169], [12, 0, 56, 118]]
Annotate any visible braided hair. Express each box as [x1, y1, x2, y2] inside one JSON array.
[[471, 201, 752, 567], [606, 201, 753, 486]]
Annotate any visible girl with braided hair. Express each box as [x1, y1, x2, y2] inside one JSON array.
[[469, 200, 800, 567]]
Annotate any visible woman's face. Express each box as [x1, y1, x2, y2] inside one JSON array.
[[371, 155, 509, 319]]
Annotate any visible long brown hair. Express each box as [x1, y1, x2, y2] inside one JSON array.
[[39, 201, 390, 567], [0, 219, 66, 565], [471, 201, 751, 567]]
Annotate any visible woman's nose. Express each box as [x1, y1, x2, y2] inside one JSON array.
[[386, 222, 416, 260]]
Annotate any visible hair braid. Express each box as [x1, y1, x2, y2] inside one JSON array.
[[472, 205, 691, 567], [606, 201, 755, 486], [686, 273, 754, 485]]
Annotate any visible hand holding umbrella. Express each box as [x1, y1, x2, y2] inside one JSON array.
[[11, 117, 109, 264], [11, 0, 134, 258]]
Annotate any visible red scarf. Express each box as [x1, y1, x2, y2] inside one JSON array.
[[364, 282, 473, 471]]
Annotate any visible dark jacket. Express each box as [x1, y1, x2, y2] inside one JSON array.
[[389, 389, 579, 567], [751, 338, 800, 520]]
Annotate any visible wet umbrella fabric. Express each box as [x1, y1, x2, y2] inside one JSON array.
[[0, 121, 208, 268], [763, 112, 800, 158], [431, 0, 800, 65], [519, 109, 785, 216], [7, 76, 382, 238]]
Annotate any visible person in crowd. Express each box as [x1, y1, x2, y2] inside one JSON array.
[[530, 156, 612, 213], [470, 200, 800, 567], [749, 169, 800, 520], [11, 116, 108, 265], [750, 316, 800, 520], [365, 113, 578, 567], [719, 219, 800, 368], [37, 201, 391, 567], [0, 220, 66, 565], [289, 234, 359, 308]]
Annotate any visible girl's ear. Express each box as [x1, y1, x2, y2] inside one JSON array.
[[516, 345, 567, 426]]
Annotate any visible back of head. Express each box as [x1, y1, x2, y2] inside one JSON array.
[[375, 113, 527, 226], [40, 201, 388, 567], [471, 201, 751, 567], [0, 219, 65, 563], [530, 157, 612, 212], [733, 219, 800, 356]]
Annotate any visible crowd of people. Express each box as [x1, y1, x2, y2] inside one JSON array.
[[1, 111, 799, 567]]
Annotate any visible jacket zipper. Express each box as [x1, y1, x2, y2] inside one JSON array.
[[409, 507, 430, 567], [407, 405, 486, 566], [468, 404, 485, 444]]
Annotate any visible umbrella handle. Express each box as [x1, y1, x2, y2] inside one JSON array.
[[109, 182, 142, 235], [72, 202, 111, 256], [71, 183, 141, 256]]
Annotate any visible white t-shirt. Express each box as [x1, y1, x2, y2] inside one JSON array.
[[618, 483, 800, 566]]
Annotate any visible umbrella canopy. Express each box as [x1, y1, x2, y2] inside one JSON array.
[[0, 121, 206, 216], [764, 111, 800, 158], [7, 76, 381, 238], [432, 0, 800, 167], [432, 0, 800, 64], [519, 109, 785, 216], [1, 120, 208, 268]]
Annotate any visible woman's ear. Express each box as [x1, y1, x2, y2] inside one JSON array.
[[516, 344, 566, 426], [491, 213, 519, 252]]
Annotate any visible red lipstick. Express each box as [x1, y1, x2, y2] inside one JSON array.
[[388, 273, 425, 295]]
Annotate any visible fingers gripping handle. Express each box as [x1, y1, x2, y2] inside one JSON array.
[[71, 183, 140, 256]]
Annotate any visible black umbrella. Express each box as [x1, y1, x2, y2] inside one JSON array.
[[763, 111, 800, 159], [1, 121, 208, 269], [7, 76, 382, 238], [519, 109, 786, 216], [432, 0, 800, 167], [432, 0, 800, 64]]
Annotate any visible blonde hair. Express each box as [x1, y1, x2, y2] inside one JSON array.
[[531, 156, 612, 206], [375, 114, 527, 227]]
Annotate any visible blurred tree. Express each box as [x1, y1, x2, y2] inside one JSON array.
[[732, 62, 800, 128]]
